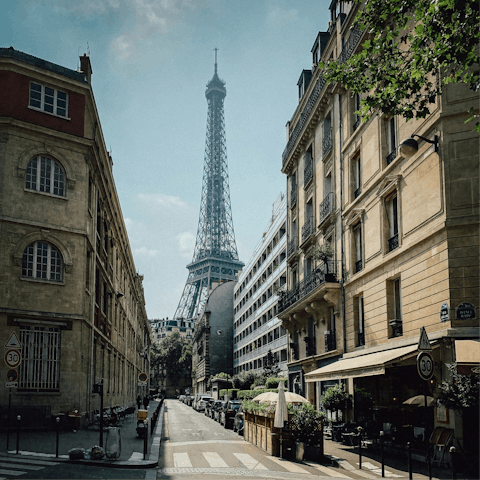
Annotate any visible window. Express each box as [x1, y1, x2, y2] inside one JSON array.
[[22, 242, 63, 282], [387, 117, 396, 164], [19, 326, 60, 391], [25, 156, 65, 197], [353, 223, 363, 273], [352, 154, 361, 199], [325, 307, 336, 352], [386, 193, 399, 251], [29, 82, 68, 117], [353, 94, 361, 132], [388, 278, 402, 338], [354, 295, 365, 346], [323, 112, 333, 157]]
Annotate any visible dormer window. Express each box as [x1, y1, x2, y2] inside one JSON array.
[[297, 70, 312, 100]]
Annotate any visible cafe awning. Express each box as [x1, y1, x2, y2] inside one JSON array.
[[305, 344, 419, 382], [455, 339, 480, 374]]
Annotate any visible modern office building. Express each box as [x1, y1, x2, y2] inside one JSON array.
[[233, 193, 288, 376]]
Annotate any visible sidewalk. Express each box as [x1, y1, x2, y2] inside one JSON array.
[[322, 437, 455, 479], [0, 399, 164, 469]]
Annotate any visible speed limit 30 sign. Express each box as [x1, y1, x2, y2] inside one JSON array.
[[4, 349, 22, 368], [417, 351, 434, 380]]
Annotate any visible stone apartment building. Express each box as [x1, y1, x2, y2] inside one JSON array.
[[149, 318, 195, 344], [278, 0, 478, 451], [0, 48, 151, 427], [233, 192, 289, 376]]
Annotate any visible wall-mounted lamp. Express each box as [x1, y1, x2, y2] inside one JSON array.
[[108, 291, 124, 299], [398, 134, 438, 158]]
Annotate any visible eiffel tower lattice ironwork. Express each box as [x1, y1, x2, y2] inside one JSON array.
[[174, 51, 244, 321]]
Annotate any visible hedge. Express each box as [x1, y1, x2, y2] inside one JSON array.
[[237, 388, 278, 399], [219, 388, 240, 398]]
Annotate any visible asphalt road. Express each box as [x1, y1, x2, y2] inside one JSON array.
[[156, 399, 351, 480]]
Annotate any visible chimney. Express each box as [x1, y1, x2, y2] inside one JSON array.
[[80, 54, 92, 84]]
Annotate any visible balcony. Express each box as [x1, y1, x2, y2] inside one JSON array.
[[287, 236, 298, 259], [290, 187, 297, 208], [388, 233, 399, 252], [304, 336, 317, 357], [319, 192, 335, 226], [304, 159, 313, 187], [278, 261, 339, 314], [322, 128, 332, 157], [386, 150, 396, 165], [325, 330, 336, 352], [301, 216, 315, 244], [355, 259, 363, 273]]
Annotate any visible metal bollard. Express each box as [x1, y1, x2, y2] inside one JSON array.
[[450, 446, 456, 480], [407, 442, 412, 480], [143, 419, 148, 460], [55, 417, 60, 458], [16, 415, 21, 454], [357, 426, 363, 470], [380, 431, 385, 477]]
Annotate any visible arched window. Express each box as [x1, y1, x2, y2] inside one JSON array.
[[25, 156, 65, 196], [22, 242, 63, 282]]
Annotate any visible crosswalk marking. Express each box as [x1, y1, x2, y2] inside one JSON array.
[[173, 452, 192, 467], [266, 455, 311, 474], [233, 453, 268, 470], [0, 469, 28, 477], [0, 458, 57, 466], [0, 462, 44, 471], [303, 460, 352, 478], [203, 452, 229, 468]]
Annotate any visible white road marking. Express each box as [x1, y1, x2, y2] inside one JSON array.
[[303, 460, 352, 478], [358, 462, 404, 477], [0, 469, 28, 477], [0, 462, 44, 471], [0, 457, 57, 466], [173, 452, 192, 467], [266, 456, 311, 474], [233, 453, 268, 470], [165, 440, 248, 446], [203, 452, 229, 468], [129, 452, 144, 461]]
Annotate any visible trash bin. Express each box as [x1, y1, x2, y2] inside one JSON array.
[[68, 410, 81, 431], [136, 409, 148, 437], [105, 427, 121, 460]]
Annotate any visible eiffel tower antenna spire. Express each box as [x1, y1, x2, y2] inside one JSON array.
[[174, 53, 244, 321]]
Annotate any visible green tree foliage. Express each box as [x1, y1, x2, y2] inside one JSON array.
[[437, 363, 480, 411], [263, 349, 281, 378], [321, 0, 479, 123], [291, 403, 325, 446], [151, 332, 191, 381], [321, 384, 352, 413], [231, 371, 259, 390]]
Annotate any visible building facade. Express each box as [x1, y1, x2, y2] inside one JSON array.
[[0, 48, 151, 427], [149, 318, 194, 344], [279, 0, 479, 451], [191, 281, 235, 395], [233, 193, 289, 376]]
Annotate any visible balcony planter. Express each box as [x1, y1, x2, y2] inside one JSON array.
[[291, 404, 325, 461]]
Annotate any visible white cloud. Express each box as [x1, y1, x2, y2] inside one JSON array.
[[176, 231, 195, 258], [124, 217, 134, 232], [134, 246, 159, 256], [137, 192, 188, 208]]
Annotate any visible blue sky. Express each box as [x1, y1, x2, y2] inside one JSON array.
[[2, 0, 331, 319]]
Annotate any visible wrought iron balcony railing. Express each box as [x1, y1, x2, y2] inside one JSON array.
[[357, 331, 365, 347], [386, 150, 396, 165], [304, 159, 313, 187], [388, 233, 399, 252], [319, 192, 335, 225], [322, 128, 332, 157], [355, 259, 363, 273], [304, 336, 317, 357], [278, 261, 338, 314], [287, 236, 298, 259], [354, 186, 362, 199], [353, 117, 360, 132], [301, 216, 315, 244], [325, 330, 336, 352], [290, 187, 297, 208]]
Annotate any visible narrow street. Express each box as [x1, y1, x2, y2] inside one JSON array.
[[156, 400, 367, 480]]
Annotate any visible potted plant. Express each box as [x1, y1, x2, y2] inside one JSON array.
[[290, 403, 325, 461], [311, 243, 335, 280], [321, 385, 352, 441]]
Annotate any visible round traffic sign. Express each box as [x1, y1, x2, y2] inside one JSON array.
[[5, 349, 22, 368], [417, 351, 434, 380], [7, 369, 18, 382], [138, 372, 148, 382]]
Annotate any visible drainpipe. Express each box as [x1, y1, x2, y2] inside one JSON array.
[[338, 93, 347, 354]]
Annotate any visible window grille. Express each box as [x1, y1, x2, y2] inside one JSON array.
[[19, 326, 60, 391]]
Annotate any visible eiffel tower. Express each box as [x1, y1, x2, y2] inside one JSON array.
[[174, 50, 244, 321]]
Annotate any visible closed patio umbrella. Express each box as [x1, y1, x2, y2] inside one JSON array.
[[253, 391, 309, 404], [274, 381, 288, 428]]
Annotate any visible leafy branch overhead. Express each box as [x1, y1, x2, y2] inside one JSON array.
[[151, 332, 192, 381], [320, 0, 479, 122]]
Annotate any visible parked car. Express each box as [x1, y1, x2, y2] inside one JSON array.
[[209, 400, 224, 419], [213, 401, 227, 422], [195, 395, 214, 412], [204, 399, 216, 416], [185, 395, 195, 406], [179, 395, 186, 403], [233, 406, 244, 435], [220, 400, 242, 428]]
